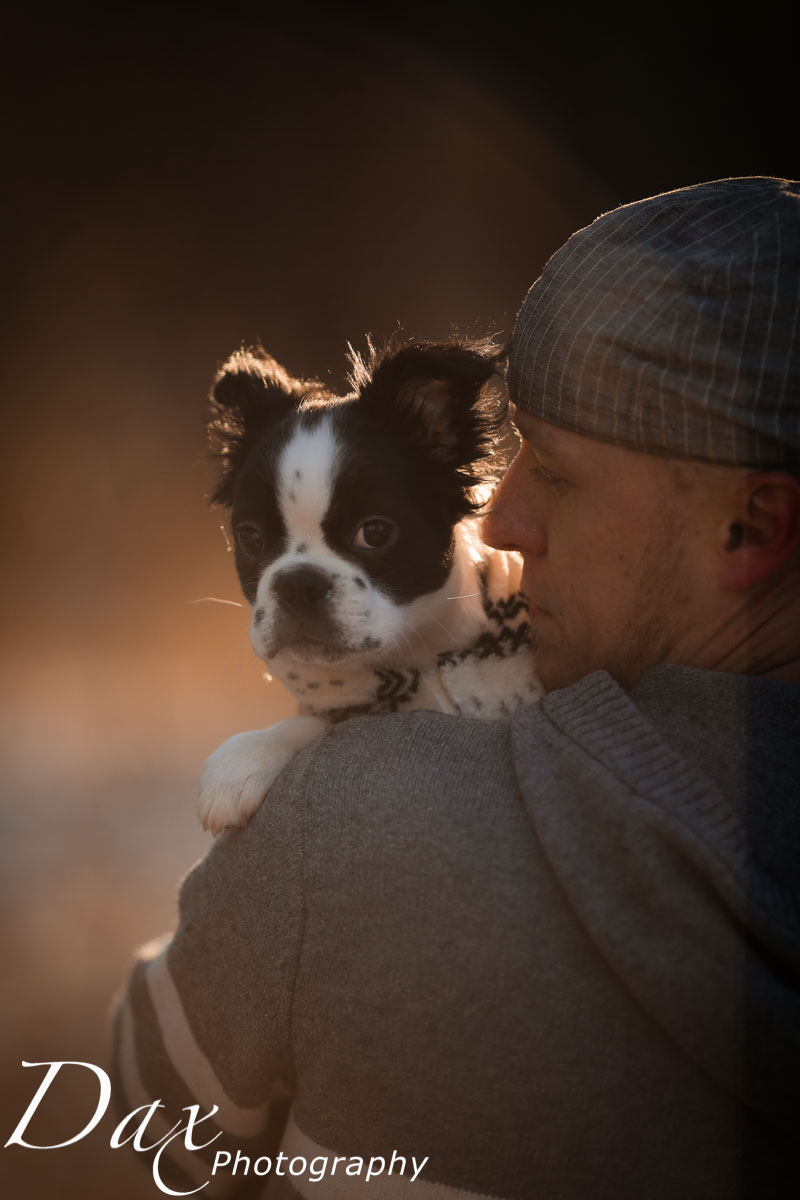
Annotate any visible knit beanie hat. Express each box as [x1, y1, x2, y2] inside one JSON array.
[[508, 177, 800, 467]]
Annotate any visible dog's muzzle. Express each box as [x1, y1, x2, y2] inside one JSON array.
[[272, 565, 333, 614], [263, 565, 344, 656]]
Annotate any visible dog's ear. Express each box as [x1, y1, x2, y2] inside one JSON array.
[[207, 346, 303, 506], [352, 338, 507, 476]]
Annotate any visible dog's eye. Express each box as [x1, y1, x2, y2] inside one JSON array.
[[353, 518, 398, 550], [235, 522, 265, 557]]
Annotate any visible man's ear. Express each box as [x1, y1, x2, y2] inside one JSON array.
[[718, 473, 800, 591], [352, 338, 506, 476], [207, 346, 305, 506]]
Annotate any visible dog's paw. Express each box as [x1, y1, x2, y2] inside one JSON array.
[[197, 716, 328, 835], [198, 731, 281, 835]]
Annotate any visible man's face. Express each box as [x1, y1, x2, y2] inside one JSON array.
[[482, 412, 708, 693]]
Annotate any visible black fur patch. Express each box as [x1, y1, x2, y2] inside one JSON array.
[[207, 336, 506, 608]]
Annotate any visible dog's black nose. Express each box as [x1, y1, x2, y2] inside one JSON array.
[[272, 566, 333, 611]]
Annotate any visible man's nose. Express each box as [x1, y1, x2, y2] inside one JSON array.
[[481, 457, 547, 556]]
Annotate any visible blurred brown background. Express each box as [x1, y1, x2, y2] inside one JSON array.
[[0, 1, 793, 1195]]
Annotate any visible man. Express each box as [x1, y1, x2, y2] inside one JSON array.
[[113, 177, 799, 1199]]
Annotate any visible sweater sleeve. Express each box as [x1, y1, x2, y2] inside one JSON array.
[[110, 744, 308, 1197]]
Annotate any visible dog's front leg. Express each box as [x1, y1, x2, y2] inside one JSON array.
[[198, 715, 328, 835]]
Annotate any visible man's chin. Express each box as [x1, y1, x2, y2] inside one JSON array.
[[536, 664, 584, 695], [535, 644, 654, 695], [529, 634, 591, 695]]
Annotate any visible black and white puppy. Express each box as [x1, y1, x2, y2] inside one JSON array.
[[198, 337, 539, 834]]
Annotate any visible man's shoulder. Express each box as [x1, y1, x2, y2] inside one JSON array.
[[274, 667, 685, 816], [279, 707, 517, 818], [258, 662, 796, 842], [529, 663, 798, 780], [630, 664, 799, 802], [321, 705, 510, 760]]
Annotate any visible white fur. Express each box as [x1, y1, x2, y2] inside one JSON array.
[[277, 419, 339, 546], [198, 716, 328, 835], [264, 516, 493, 686]]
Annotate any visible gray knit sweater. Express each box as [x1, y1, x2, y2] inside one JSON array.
[[113, 665, 800, 1199]]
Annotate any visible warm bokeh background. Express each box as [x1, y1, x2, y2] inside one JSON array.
[[1, 2, 793, 1195]]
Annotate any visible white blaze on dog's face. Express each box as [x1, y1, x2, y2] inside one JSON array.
[[207, 340, 503, 668], [247, 415, 419, 665]]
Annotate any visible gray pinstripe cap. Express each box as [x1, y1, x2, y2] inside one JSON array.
[[508, 177, 800, 467]]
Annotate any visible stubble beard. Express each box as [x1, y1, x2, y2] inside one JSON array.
[[614, 504, 691, 689], [532, 504, 690, 695]]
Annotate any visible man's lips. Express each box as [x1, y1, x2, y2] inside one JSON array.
[[525, 597, 551, 619], [521, 580, 551, 618]]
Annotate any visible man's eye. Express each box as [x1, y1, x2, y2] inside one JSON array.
[[235, 523, 266, 557], [353, 518, 398, 550], [528, 465, 564, 488]]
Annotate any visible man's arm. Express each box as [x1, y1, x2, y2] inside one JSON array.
[[110, 753, 307, 1196]]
